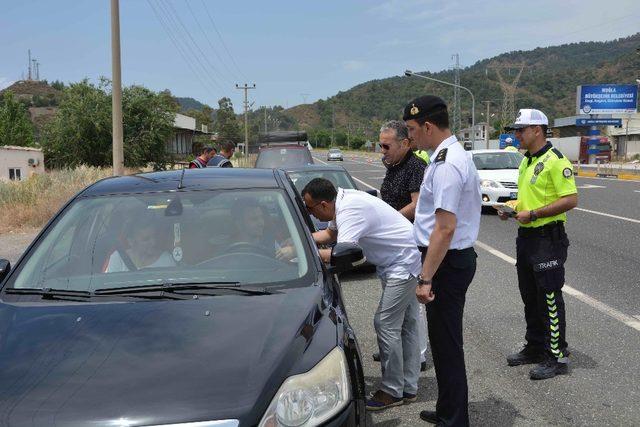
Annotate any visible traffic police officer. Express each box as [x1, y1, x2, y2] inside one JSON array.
[[404, 96, 481, 426], [500, 108, 578, 380]]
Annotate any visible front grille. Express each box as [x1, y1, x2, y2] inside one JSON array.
[[500, 181, 518, 189]]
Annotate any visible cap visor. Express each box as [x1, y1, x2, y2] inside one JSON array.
[[505, 123, 527, 131]]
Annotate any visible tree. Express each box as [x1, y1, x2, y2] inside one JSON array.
[[122, 85, 178, 169], [215, 97, 241, 145], [42, 79, 178, 169], [0, 91, 35, 147]]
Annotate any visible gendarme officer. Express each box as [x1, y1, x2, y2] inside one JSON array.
[[404, 96, 481, 426], [500, 109, 578, 380]]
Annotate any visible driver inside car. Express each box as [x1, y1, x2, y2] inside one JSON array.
[[230, 198, 296, 261], [104, 221, 176, 273]]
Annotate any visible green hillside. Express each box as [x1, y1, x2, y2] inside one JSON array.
[[284, 33, 640, 136]]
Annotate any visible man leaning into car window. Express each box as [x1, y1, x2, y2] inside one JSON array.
[[302, 178, 422, 411]]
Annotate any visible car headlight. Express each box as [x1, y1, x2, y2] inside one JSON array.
[[480, 179, 502, 188], [258, 347, 351, 427]]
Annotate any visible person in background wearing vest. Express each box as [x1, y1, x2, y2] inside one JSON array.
[[405, 95, 481, 426], [189, 146, 216, 169], [410, 137, 430, 164], [207, 141, 236, 167], [499, 109, 578, 380]]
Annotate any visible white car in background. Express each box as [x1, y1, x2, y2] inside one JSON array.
[[327, 147, 344, 161], [469, 149, 524, 207]]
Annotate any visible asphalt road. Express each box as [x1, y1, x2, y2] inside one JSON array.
[[315, 152, 640, 426]]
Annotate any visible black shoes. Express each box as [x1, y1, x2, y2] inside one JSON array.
[[506, 345, 546, 366], [530, 357, 569, 380], [373, 353, 427, 371], [419, 410, 440, 424]]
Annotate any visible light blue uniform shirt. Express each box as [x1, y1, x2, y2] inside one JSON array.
[[414, 135, 481, 250]]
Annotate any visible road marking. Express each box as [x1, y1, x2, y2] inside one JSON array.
[[340, 169, 640, 333], [635, 190, 640, 193], [575, 208, 640, 224], [475, 241, 640, 333], [576, 184, 606, 189]]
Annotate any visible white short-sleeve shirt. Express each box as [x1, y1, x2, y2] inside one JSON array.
[[328, 188, 422, 279], [414, 135, 481, 249]]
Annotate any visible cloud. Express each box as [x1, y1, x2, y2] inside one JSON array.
[[342, 60, 366, 71]]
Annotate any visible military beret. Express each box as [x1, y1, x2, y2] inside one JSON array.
[[403, 95, 448, 121]]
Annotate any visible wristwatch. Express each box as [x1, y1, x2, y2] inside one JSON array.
[[417, 274, 432, 286], [529, 210, 538, 221]]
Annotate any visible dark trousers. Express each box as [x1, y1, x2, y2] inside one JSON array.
[[420, 247, 477, 427], [516, 223, 569, 359]]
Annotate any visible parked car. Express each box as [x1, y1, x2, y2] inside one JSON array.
[[284, 164, 378, 230], [327, 148, 344, 161], [0, 168, 367, 427], [255, 145, 314, 169], [469, 149, 524, 207]]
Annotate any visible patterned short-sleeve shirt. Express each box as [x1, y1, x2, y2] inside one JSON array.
[[380, 151, 427, 213]]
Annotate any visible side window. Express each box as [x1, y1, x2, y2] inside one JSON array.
[[9, 168, 22, 181]]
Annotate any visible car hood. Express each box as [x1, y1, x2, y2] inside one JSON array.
[[0, 285, 331, 426], [477, 168, 519, 184]]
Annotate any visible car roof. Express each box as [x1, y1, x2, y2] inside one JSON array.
[[469, 149, 516, 154], [80, 168, 281, 197], [259, 144, 307, 151], [282, 164, 349, 173]]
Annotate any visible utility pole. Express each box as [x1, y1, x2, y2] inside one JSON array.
[[300, 93, 310, 104], [264, 106, 268, 133], [451, 53, 461, 133], [35, 61, 40, 81], [331, 103, 335, 146], [236, 83, 256, 156], [27, 50, 32, 80], [111, 0, 124, 176], [487, 62, 525, 125], [482, 101, 492, 149]]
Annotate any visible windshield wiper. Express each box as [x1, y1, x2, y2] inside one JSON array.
[[94, 282, 274, 296], [4, 287, 92, 300]]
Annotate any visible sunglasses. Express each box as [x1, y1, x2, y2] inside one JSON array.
[[378, 143, 391, 150], [305, 201, 323, 212]]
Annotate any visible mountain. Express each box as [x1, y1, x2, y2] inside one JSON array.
[[283, 33, 640, 135], [175, 96, 208, 112]]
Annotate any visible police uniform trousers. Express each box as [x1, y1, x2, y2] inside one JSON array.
[[516, 222, 569, 359], [420, 246, 477, 427]]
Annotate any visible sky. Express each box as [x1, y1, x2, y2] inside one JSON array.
[[1, 0, 639, 112]]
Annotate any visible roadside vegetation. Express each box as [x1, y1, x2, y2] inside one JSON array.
[[0, 166, 126, 232]]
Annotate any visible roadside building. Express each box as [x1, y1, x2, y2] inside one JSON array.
[[166, 113, 212, 158], [0, 146, 45, 181]]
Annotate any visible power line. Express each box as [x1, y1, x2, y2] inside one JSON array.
[[183, 0, 237, 83], [200, 0, 247, 81], [146, 0, 220, 100], [159, 0, 233, 90]]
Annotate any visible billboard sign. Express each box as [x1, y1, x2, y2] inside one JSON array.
[[577, 84, 638, 115]]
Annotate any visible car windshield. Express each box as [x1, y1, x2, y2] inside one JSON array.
[[472, 152, 524, 170], [329, 149, 341, 153], [255, 148, 313, 168], [289, 170, 356, 193], [8, 189, 312, 292]]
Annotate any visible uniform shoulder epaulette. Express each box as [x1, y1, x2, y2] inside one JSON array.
[[551, 148, 564, 159], [435, 148, 447, 163]]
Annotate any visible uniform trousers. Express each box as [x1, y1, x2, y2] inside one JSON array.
[[374, 274, 421, 398], [516, 222, 569, 359], [420, 246, 476, 427]]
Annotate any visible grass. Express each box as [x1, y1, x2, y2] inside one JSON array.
[[0, 166, 127, 233]]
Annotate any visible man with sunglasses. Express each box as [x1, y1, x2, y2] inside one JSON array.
[[374, 120, 430, 373], [500, 109, 577, 380], [301, 177, 422, 412], [404, 95, 481, 426]]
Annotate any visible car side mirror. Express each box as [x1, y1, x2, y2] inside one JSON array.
[[365, 189, 378, 197], [0, 259, 11, 282], [328, 242, 366, 274]]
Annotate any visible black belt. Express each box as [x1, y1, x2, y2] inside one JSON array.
[[518, 221, 565, 238], [418, 246, 474, 256]]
